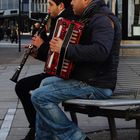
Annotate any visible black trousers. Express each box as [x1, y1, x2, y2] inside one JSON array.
[[15, 73, 50, 128]]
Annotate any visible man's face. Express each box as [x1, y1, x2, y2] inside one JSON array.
[[71, 0, 85, 16], [71, 0, 92, 16], [48, 0, 60, 18]]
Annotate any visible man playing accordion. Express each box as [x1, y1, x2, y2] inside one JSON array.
[[31, 0, 121, 140]]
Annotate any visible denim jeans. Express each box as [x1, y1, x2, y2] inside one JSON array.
[[31, 76, 112, 140]]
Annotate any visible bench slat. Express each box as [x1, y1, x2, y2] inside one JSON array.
[[64, 99, 140, 107]]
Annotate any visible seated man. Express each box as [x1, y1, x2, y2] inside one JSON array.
[[31, 0, 122, 140], [15, 0, 75, 140]]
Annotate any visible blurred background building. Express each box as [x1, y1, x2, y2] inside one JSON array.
[[0, 0, 48, 33], [0, 0, 140, 40]]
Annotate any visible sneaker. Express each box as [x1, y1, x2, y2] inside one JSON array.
[[21, 128, 35, 140]]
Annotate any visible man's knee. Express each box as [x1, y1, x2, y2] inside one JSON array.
[[31, 89, 52, 106], [15, 79, 24, 95], [15, 78, 29, 96], [31, 90, 41, 106]]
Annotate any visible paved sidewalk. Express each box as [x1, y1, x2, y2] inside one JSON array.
[[0, 39, 139, 140], [0, 34, 32, 53]]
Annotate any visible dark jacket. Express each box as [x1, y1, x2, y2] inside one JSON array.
[[67, 5, 122, 90], [36, 7, 75, 61]]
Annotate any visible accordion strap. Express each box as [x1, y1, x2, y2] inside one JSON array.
[[56, 23, 75, 76]]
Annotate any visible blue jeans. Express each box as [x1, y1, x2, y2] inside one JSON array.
[[31, 76, 112, 140]]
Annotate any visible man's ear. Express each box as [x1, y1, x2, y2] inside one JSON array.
[[58, 2, 65, 11], [84, 0, 92, 7]]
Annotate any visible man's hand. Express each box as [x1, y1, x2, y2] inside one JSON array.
[[49, 37, 63, 53], [31, 35, 44, 48]]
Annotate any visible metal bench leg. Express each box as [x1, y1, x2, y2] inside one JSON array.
[[139, 130, 140, 140], [108, 117, 118, 140], [136, 119, 140, 139], [69, 111, 78, 125]]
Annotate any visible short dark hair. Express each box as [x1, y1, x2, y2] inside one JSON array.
[[52, 0, 72, 8]]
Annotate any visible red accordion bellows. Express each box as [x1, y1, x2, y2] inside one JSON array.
[[45, 18, 84, 79]]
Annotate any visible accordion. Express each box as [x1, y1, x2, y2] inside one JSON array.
[[45, 18, 84, 79]]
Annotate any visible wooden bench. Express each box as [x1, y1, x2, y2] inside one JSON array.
[[62, 56, 140, 140]]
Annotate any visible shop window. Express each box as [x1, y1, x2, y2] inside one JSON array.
[[128, 0, 140, 37]]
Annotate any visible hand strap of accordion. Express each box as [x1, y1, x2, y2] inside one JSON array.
[[56, 23, 75, 76]]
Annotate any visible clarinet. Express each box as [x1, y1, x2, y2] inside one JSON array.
[[10, 14, 50, 83]]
